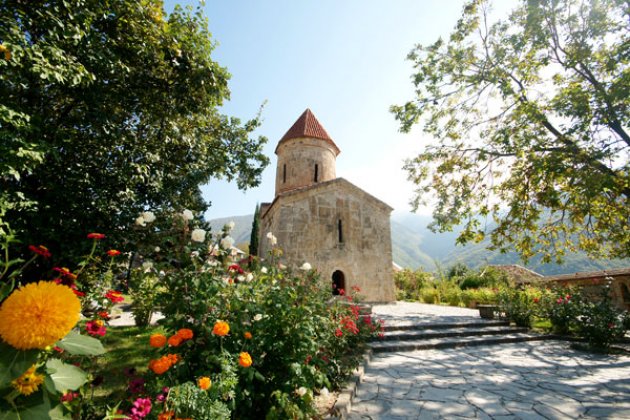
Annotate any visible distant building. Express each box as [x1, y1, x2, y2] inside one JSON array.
[[258, 109, 395, 302], [489, 264, 544, 285]]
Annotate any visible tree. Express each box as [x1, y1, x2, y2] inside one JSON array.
[[392, 0, 629, 262], [0, 0, 269, 260], [249, 203, 260, 257]]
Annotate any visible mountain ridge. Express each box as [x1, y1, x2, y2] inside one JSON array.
[[208, 212, 630, 276]]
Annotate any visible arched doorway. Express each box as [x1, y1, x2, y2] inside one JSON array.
[[332, 270, 345, 295]]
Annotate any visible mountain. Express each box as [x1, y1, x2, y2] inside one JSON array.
[[209, 212, 630, 276]]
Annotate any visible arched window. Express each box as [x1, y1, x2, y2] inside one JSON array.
[[332, 270, 345, 295]]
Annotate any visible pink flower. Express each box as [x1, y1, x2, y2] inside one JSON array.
[[86, 320, 106, 337], [129, 397, 152, 419], [129, 377, 146, 394], [228, 264, 244, 274], [60, 391, 79, 402]]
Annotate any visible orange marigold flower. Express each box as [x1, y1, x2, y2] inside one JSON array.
[[197, 376, 211, 390], [150, 333, 167, 348], [238, 352, 252, 368], [244, 331, 252, 340], [167, 335, 183, 347], [212, 320, 230, 336], [148, 359, 170, 375], [106, 249, 121, 257], [166, 353, 180, 364], [176, 328, 193, 340], [158, 412, 174, 420]]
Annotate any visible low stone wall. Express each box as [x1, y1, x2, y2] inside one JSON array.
[[543, 269, 630, 311]]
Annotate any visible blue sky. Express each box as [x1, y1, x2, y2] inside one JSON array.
[[165, 1, 514, 220]]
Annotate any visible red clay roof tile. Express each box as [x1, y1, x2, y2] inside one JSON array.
[[275, 109, 340, 155]]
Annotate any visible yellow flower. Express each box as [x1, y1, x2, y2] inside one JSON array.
[[0, 281, 81, 349], [0, 44, 10, 60], [212, 320, 230, 337], [197, 376, 211, 390], [12, 365, 44, 396], [238, 352, 252, 368]]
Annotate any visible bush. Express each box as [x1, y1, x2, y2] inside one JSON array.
[[140, 226, 382, 419], [498, 287, 541, 327], [540, 287, 581, 335], [572, 281, 628, 351], [394, 269, 433, 301], [420, 288, 439, 304]]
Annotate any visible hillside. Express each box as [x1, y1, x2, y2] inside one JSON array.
[[208, 212, 630, 276]]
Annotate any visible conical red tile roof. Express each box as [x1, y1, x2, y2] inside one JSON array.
[[275, 109, 340, 155]]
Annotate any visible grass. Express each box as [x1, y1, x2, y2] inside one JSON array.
[[90, 325, 163, 404]]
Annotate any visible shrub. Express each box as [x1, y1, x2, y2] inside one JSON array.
[[540, 287, 581, 334], [572, 280, 629, 351], [498, 287, 541, 327], [139, 225, 382, 419], [394, 269, 432, 301], [420, 288, 439, 304]]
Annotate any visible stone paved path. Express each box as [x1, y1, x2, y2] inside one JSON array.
[[348, 303, 630, 419]]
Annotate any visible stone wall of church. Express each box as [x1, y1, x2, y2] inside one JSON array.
[[275, 138, 337, 195], [260, 181, 395, 302]]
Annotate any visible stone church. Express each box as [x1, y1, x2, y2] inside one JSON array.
[[258, 109, 395, 302]]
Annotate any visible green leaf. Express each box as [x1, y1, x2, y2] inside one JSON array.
[[45, 358, 88, 392], [0, 390, 50, 420], [48, 404, 71, 420], [56, 331, 105, 356], [0, 341, 39, 387]]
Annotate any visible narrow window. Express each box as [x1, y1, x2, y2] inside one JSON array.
[[314, 164, 319, 182], [338, 219, 343, 243], [283, 164, 286, 183]]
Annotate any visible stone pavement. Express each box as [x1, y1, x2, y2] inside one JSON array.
[[346, 303, 630, 419]]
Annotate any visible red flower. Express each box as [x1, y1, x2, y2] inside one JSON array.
[[334, 328, 343, 337], [351, 285, 361, 293], [87, 233, 105, 240], [105, 290, 124, 303], [533, 297, 540, 303], [28, 245, 51, 259], [608, 322, 615, 329], [98, 311, 110, 320], [304, 355, 312, 365], [86, 320, 106, 337], [228, 264, 244, 274], [338, 288, 345, 296], [107, 249, 121, 257]]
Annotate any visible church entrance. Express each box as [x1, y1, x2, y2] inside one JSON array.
[[332, 270, 345, 295]]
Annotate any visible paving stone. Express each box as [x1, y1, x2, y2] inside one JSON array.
[[345, 302, 630, 420]]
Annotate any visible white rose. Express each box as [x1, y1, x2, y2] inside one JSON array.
[[142, 211, 156, 223], [154, 246, 160, 252], [320, 387, 329, 397], [246, 273, 254, 282], [296, 387, 307, 397], [237, 275, 245, 282], [220, 236, 234, 249], [300, 262, 312, 271], [253, 314, 263, 322], [135, 216, 146, 226], [191, 250, 199, 258], [142, 261, 153, 272], [261, 267, 268, 274], [266, 232, 278, 246], [182, 209, 194, 221], [191, 228, 206, 242]]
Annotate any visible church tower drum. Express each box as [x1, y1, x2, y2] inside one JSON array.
[[274, 109, 340, 196]]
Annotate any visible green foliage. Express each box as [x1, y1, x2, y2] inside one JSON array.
[[539, 287, 581, 334], [498, 287, 541, 327], [393, 0, 630, 262], [394, 269, 432, 300], [0, 0, 269, 262], [571, 281, 628, 351], [167, 382, 231, 420], [249, 203, 260, 257]]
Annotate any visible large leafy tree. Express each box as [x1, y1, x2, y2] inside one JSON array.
[[392, 0, 629, 262], [0, 0, 269, 258]]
